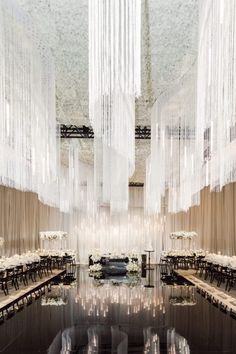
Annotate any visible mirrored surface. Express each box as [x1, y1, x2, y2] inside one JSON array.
[[0, 266, 235, 353]]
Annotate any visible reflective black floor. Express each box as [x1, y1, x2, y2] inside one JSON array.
[[0, 266, 236, 353]]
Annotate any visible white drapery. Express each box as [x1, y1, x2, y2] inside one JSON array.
[[1, 183, 236, 261], [0, 186, 163, 264], [163, 183, 236, 256]]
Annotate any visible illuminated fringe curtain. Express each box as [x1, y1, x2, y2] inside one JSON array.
[[197, 0, 236, 191], [167, 74, 199, 213], [74, 188, 163, 264], [146, 1, 236, 215], [59, 142, 96, 214], [0, 0, 59, 207], [68, 142, 81, 211], [145, 71, 198, 214], [89, 0, 141, 213]]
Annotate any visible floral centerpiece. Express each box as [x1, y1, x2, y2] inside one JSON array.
[[89, 263, 102, 272], [163, 249, 205, 257], [169, 285, 196, 306], [126, 261, 140, 273], [41, 296, 68, 306], [164, 249, 194, 257], [89, 263, 103, 279], [39, 231, 68, 241], [169, 231, 197, 240], [37, 248, 76, 257], [89, 249, 141, 263], [169, 296, 196, 306], [90, 249, 102, 263], [194, 249, 205, 257]]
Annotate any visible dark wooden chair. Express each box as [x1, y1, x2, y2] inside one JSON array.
[[26, 263, 37, 282], [40, 258, 49, 276], [0, 270, 8, 295], [14, 265, 28, 288], [6, 267, 18, 293], [226, 269, 236, 292]]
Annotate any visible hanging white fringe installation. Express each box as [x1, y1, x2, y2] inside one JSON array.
[[89, 0, 141, 213], [145, 69, 198, 214], [197, 0, 236, 192], [146, 0, 236, 215], [59, 141, 96, 214], [0, 0, 59, 207], [72, 187, 163, 264]]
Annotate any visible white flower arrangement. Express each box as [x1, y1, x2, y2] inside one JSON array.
[[90, 249, 141, 262], [41, 296, 67, 306], [92, 271, 103, 279], [194, 249, 205, 257], [205, 253, 236, 267], [0, 237, 5, 247], [126, 262, 140, 273], [170, 231, 197, 240], [91, 254, 102, 263], [39, 231, 68, 241], [89, 263, 102, 272], [163, 249, 205, 257], [90, 249, 102, 263], [169, 297, 196, 306], [164, 250, 193, 257], [37, 248, 76, 257], [60, 281, 77, 289], [166, 250, 193, 257]]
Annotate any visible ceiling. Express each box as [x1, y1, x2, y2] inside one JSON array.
[[18, 0, 198, 182]]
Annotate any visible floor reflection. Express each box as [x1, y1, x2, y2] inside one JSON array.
[[0, 266, 235, 353]]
